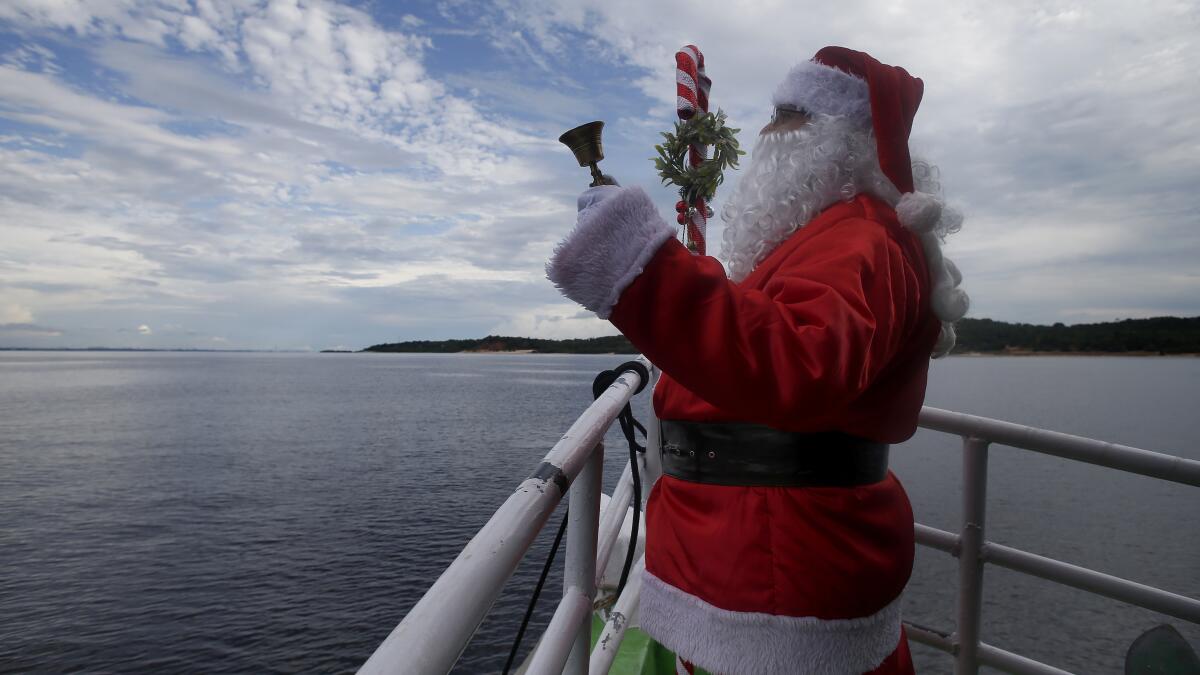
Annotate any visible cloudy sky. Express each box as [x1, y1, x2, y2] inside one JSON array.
[[1, 0, 1197, 350]]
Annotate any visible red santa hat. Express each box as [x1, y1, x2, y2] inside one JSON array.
[[772, 46, 924, 195]]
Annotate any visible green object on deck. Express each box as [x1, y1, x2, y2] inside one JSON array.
[[591, 615, 693, 675]]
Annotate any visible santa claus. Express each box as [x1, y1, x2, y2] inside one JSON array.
[[547, 46, 968, 675]]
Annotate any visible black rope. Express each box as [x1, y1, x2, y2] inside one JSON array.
[[502, 360, 650, 673], [590, 361, 649, 602], [502, 509, 567, 675]]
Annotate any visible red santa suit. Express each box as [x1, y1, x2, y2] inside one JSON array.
[[547, 47, 968, 675]]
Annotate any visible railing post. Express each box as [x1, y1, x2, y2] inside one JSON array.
[[564, 443, 602, 675], [956, 436, 990, 675]]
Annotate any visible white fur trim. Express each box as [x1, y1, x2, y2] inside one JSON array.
[[546, 186, 675, 319], [773, 60, 870, 126], [896, 191, 942, 234], [640, 571, 902, 675]]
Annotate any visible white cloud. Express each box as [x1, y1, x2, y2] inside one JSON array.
[[478, 0, 1200, 325], [1, 303, 34, 324], [0, 1, 584, 347], [0, 302, 63, 341], [0, 323, 64, 338], [0, 0, 1196, 350], [489, 303, 621, 340]]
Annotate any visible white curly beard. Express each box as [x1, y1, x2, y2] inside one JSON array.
[[719, 117, 899, 282], [719, 116, 969, 357]]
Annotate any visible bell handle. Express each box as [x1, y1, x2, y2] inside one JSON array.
[[588, 164, 616, 187]]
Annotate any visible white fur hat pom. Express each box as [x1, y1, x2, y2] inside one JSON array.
[[896, 191, 943, 234]]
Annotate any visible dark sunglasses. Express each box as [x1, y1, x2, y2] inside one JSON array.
[[770, 105, 810, 124]]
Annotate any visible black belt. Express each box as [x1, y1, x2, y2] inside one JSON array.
[[660, 420, 889, 487]]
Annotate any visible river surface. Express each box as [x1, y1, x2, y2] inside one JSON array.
[[1, 352, 1197, 674]]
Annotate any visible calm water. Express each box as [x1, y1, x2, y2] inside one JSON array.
[[1, 352, 1197, 674]]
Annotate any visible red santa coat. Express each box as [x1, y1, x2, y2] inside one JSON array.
[[548, 186, 940, 674]]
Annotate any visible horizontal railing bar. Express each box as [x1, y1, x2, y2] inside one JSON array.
[[919, 407, 1200, 487], [905, 622, 1075, 675], [524, 587, 592, 675], [594, 461, 634, 586], [982, 541, 1200, 624], [978, 643, 1075, 675], [915, 523, 959, 553], [358, 361, 647, 675], [903, 621, 953, 652], [916, 523, 1200, 624], [544, 359, 650, 491]]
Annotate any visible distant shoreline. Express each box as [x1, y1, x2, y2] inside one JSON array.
[[6, 315, 1199, 355], [370, 349, 1196, 357], [3, 348, 1197, 357], [956, 351, 1199, 357], [361, 317, 1200, 356], [461, 349, 537, 354]]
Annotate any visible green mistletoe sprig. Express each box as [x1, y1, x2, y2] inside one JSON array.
[[653, 110, 744, 204]]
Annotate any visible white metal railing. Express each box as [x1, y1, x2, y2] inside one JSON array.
[[905, 406, 1200, 675], [358, 358, 653, 675], [359, 363, 1200, 675]]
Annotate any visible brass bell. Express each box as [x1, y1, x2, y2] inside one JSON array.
[[558, 121, 615, 187]]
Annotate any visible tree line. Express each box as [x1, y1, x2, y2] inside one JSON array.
[[363, 334, 637, 354], [362, 316, 1200, 355], [953, 317, 1200, 354]]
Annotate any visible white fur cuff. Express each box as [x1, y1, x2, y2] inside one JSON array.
[[546, 186, 675, 319], [773, 60, 871, 126], [639, 571, 902, 675]]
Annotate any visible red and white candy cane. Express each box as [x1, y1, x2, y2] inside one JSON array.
[[675, 45, 712, 254]]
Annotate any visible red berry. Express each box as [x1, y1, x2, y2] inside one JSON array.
[[676, 213, 688, 225], [675, 200, 687, 212]]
